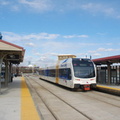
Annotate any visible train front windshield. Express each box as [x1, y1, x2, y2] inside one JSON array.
[[72, 59, 95, 78]]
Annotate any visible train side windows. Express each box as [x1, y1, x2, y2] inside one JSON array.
[[68, 68, 71, 80], [48, 69, 55, 77], [59, 68, 71, 80], [52, 69, 55, 77]]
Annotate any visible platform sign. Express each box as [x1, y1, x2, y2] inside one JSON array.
[[7, 55, 19, 60]]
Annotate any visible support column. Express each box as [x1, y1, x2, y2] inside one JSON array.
[[9, 63, 13, 82], [5, 60, 9, 87], [8, 62, 11, 82], [107, 63, 111, 84], [0, 58, 3, 94], [0, 53, 7, 93], [119, 66, 120, 84]]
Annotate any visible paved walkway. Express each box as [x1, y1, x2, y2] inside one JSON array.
[[0, 77, 40, 120]]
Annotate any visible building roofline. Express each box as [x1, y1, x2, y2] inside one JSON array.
[[0, 39, 25, 51], [92, 55, 120, 64]]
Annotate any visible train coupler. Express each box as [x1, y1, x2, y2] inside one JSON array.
[[83, 85, 90, 91]]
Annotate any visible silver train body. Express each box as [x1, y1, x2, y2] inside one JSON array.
[[39, 58, 96, 90]]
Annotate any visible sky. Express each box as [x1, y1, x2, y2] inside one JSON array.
[[0, 0, 120, 67]]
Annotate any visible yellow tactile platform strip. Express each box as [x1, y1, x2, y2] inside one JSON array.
[[97, 85, 120, 91], [21, 77, 40, 120]]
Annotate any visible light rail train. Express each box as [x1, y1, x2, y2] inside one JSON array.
[[39, 58, 96, 91]]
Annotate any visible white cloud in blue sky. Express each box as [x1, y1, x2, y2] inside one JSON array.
[[19, 0, 53, 12], [0, 0, 120, 17], [0, 0, 120, 66]]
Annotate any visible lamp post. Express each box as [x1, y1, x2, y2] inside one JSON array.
[[0, 32, 2, 39]]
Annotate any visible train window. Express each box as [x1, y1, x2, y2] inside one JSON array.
[[44, 70, 48, 76], [48, 69, 55, 77], [73, 60, 94, 67], [72, 58, 95, 78], [73, 66, 95, 78], [68, 68, 72, 80], [59, 68, 71, 80], [39, 70, 44, 75]]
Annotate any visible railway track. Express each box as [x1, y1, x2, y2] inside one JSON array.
[[79, 90, 120, 108], [24, 74, 120, 120], [25, 76, 91, 120]]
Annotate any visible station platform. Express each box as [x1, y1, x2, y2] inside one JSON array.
[[95, 84, 120, 96], [0, 77, 119, 120], [0, 76, 40, 120]]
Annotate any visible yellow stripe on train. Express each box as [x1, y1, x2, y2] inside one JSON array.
[[56, 61, 60, 83]]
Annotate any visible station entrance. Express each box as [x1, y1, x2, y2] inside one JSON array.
[[93, 55, 120, 85]]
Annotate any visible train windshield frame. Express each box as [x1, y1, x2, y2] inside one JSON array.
[[72, 58, 95, 78]]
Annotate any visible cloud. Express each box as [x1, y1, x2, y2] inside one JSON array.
[[41, 41, 87, 51], [1, 1, 120, 19], [41, 41, 70, 52], [96, 32, 107, 36], [63, 34, 88, 38], [11, 5, 20, 11], [35, 52, 41, 56], [88, 47, 120, 58], [22, 52, 58, 67], [78, 35, 89, 38], [80, 3, 106, 13], [19, 0, 53, 12], [0, 1, 21, 12], [97, 48, 116, 52], [2, 32, 22, 42], [25, 42, 35, 47], [0, 1, 10, 5], [2, 31, 120, 66], [89, 47, 120, 53], [39, 41, 97, 61], [2, 32, 60, 41], [0, 0, 53, 12], [63, 35, 75, 39], [92, 53, 101, 57], [80, 3, 120, 18], [22, 33, 60, 40]]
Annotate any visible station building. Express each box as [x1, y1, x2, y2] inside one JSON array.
[[93, 55, 120, 85], [0, 39, 25, 92]]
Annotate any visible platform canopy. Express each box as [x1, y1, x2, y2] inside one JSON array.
[[92, 55, 120, 65], [0, 39, 25, 64]]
